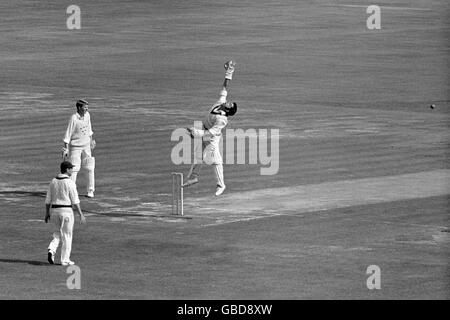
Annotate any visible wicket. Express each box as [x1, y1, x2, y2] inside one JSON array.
[[171, 172, 184, 216]]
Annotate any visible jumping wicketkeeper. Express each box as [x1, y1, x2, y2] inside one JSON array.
[[183, 61, 238, 196]]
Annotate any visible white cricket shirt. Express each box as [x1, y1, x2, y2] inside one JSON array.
[[63, 111, 94, 147], [45, 174, 80, 206]]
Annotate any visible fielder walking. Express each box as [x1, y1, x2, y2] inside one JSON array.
[[45, 161, 86, 266], [62, 99, 96, 198], [183, 61, 238, 196]]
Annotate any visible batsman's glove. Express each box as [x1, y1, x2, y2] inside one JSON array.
[[224, 60, 236, 80], [61, 146, 69, 160], [90, 139, 96, 151]]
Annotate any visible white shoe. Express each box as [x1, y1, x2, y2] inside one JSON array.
[[86, 191, 94, 198], [61, 260, 75, 266], [215, 185, 226, 196]]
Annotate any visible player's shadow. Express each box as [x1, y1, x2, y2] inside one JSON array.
[[0, 258, 49, 266], [0, 191, 46, 197]]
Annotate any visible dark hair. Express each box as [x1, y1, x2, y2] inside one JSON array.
[[60, 161, 74, 173], [76, 99, 88, 108], [227, 102, 237, 116]]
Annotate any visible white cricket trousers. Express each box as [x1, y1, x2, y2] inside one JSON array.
[[188, 136, 225, 188], [69, 145, 95, 193], [48, 208, 75, 263]]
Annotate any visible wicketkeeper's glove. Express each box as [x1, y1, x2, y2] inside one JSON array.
[[224, 60, 236, 80], [61, 146, 69, 160]]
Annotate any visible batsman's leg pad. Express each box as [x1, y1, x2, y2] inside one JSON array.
[[82, 156, 95, 170], [81, 153, 95, 192]]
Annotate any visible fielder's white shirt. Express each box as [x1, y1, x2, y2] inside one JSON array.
[[45, 174, 80, 206], [203, 89, 228, 137], [63, 111, 94, 147]]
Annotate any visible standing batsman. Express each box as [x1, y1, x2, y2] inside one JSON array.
[[61, 99, 96, 198], [183, 61, 238, 196]]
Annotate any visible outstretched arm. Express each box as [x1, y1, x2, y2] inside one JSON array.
[[218, 78, 230, 104], [222, 78, 231, 90], [219, 61, 235, 103]]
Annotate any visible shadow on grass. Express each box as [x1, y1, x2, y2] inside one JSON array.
[[83, 209, 193, 219], [0, 191, 46, 197], [0, 258, 50, 266]]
